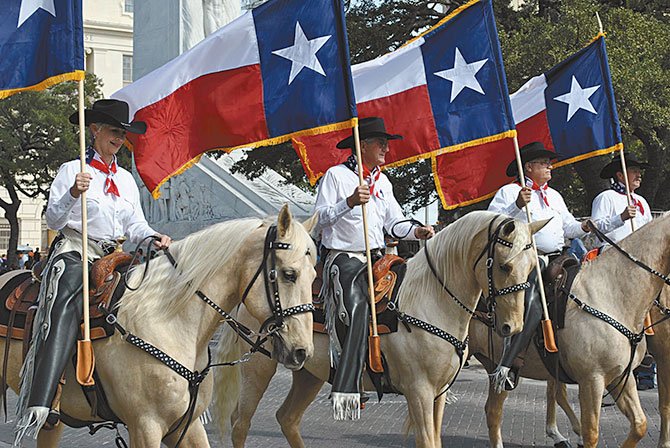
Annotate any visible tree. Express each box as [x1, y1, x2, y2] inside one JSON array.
[[499, 0, 670, 216], [0, 75, 103, 267]]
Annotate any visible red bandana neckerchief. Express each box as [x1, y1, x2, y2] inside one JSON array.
[[344, 155, 381, 198], [88, 153, 120, 197], [517, 178, 549, 207], [611, 181, 645, 215]]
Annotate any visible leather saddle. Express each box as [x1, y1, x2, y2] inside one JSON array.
[[542, 254, 581, 330], [0, 252, 137, 345], [313, 254, 407, 335]]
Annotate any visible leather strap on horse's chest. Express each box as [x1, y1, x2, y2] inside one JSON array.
[[565, 292, 644, 344], [587, 221, 670, 286], [394, 312, 467, 357], [562, 289, 646, 402]]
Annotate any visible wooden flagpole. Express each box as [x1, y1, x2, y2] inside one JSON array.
[[617, 149, 654, 334], [352, 125, 383, 373], [595, 12, 651, 334], [76, 78, 95, 386], [512, 137, 558, 352]]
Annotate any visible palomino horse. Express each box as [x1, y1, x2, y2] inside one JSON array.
[[470, 213, 670, 448], [468, 317, 583, 448], [213, 211, 549, 448], [649, 286, 670, 448], [0, 205, 317, 447]]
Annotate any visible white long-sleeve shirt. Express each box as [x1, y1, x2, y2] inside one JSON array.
[[314, 164, 417, 252], [46, 157, 156, 245], [591, 189, 652, 247], [488, 183, 625, 254]]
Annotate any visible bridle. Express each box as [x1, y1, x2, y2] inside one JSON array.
[[239, 224, 315, 336], [472, 217, 533, 314], [392, 216, 532, 398], [425, 216, 532, 318], [101, 223, 315, 447]]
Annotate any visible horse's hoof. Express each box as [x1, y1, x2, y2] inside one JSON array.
[[554, 442, 573, 448]]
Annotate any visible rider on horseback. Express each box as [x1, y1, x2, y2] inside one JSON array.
[[592, 153, 655, 390], [487, 141, 637, 392], [592, 153, 652, 248], [14, 100, 172, 442], [314, 117, 434, 420]]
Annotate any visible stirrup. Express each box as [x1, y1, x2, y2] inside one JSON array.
[[360, 391, 370, 410], [43, 410, 61, 431], [504, 369, 520, 391]]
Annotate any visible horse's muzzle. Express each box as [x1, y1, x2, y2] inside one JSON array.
[[273, 339, 310, 371]]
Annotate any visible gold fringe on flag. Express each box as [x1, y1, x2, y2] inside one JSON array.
[[0, 70, 85, 100], [149, 117, 358, 198]]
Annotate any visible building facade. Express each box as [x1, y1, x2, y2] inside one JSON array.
[[0, 0, 135, 253], [83, 0, 135, 97]]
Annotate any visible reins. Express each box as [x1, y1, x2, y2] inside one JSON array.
[[559, 220, 670, 403], [98, 223, 314, 447], [588, 221, 670, 287], [391, 216, 532, 398]]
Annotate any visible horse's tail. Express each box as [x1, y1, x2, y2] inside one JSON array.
[[211, 321, 243, 440]]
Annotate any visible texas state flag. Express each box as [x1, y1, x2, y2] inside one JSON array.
[[113, 0, 356, 197], [0, 0, 84, 99], [433, 34, 623, 209], [292, 0, 516, 185]]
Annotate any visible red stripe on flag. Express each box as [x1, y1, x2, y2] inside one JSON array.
[[516, 109, 554, 152], [293, 85, 439, 184], [433, 139, 516, 210], [358, 85, 439, 164], [434, 110, 557, 210], [129, 65, 267, 193]]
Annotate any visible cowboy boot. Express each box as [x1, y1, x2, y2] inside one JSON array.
[[330, 254, 369, 421], [490, 264, 543, 392], [43, 375, 66, 430]]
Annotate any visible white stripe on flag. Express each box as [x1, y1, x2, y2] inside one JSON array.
[[354, 38, 427, 103], [510, 73, 547, 124], [113, 11, 259, 118]]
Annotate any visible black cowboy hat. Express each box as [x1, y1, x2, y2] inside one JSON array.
[[336, 117, 403, 149], [68, 99, 147, 134], [505, 141, 558, 177], [599, 153, 649, 179]]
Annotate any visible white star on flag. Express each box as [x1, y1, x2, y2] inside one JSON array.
[[553, 75, 601, 121], [434, 48, 488, 102], [272, 22, 332, 85], [17, 0, 56, 28]]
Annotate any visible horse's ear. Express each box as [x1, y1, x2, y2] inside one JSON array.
[[302, 213, 319, 234], [529, 217, 552, 235], [501, 220, 516, 237], [277, 204, 293, 238]]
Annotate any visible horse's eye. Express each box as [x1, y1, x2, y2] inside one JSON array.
[[499, 264, 511, 274], [283, 270, 297, 283]]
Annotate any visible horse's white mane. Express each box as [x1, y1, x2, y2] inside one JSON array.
[[400, 211, 528, 311], [120, 217, 263, 322]]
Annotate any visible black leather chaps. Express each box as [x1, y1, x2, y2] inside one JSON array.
[[329, 253, 369, 395], [28, 251, 84, 409], [497, 259, 546, 380]]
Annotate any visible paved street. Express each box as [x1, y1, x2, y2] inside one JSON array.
[[0, 361, 663, 447]]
